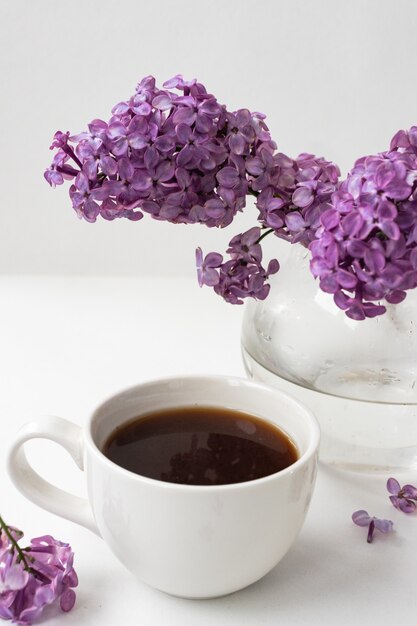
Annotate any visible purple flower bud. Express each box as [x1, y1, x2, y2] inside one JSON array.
[[49, 131, 70, 150]]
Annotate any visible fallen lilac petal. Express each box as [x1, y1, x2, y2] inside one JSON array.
[[352, 510, 393, 543], [387, 477, 401, 494], [387, 477, 417, 513], [373, 518, 394, 533], [402, 484, 417, 499], [352, 510, 371, 527], [390, 496, 416, 513]]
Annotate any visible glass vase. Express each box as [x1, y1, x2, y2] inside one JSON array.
[[241, 244, 417, 471]]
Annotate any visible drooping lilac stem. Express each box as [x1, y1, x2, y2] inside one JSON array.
[[256, 228, 274, 244]]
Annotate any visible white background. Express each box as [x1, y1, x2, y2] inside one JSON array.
[[1, 0, 417, 276]]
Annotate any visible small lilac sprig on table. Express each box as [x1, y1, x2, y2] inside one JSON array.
[[0, 515, 77, 625], [387, 477, 417, 513], [352, 510, 394, 543]]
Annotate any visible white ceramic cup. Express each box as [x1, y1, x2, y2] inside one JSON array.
[[7, 375, 319, 599]]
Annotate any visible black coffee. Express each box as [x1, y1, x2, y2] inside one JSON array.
[[103, 406, 298, 486]]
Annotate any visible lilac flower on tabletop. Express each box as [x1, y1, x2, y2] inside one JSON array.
[[387, 477, 417, 513], [196, 227, 279, 304], [352, 510, 394, 544], [45, 75, 276, 227], [0, 515, 77, 625], [310, 127, 417, 319]]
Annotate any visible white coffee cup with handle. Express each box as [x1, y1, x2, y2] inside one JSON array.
[[8, 375, 319, 599]]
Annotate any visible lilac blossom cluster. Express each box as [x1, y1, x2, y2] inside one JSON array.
[[196, 153, 340, 300], [310, 127, 417, 319], [254, 152, 340, 246], [45, 75, 276, 227], [45, 77, 417, 318], [196, 227, 279, 304], [46, 74, 341, 308], [0, 516, 77, 625]]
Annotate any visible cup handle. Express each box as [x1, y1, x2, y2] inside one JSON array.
[[7, 416, 100, 536]]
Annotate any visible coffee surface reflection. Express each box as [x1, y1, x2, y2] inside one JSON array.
[[103, 406, 298, 485]]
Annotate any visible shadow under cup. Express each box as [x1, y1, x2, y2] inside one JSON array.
[[87, 376, 320, 598]]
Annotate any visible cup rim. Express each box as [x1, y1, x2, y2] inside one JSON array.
[[85, 374, 320, 491]]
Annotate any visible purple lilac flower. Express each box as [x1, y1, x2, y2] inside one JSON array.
[[352, 510, 394, 543], [45, 74, 340, 308], [310, 127, 417, 319], [195, 152, 339, 303], [45, 75, 276, 227], [196, 248, 223, 287], [387, 477, 417, 513], [0, 516, 77, 625], [46, 79, 417, 318], [254, 153, 340, 246], [196, 227, 279, 304]]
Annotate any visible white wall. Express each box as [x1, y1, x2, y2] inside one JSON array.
[[1, 0, 417, 276]]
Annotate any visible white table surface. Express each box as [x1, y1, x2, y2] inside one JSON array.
[[1, 276, 416, 625]]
